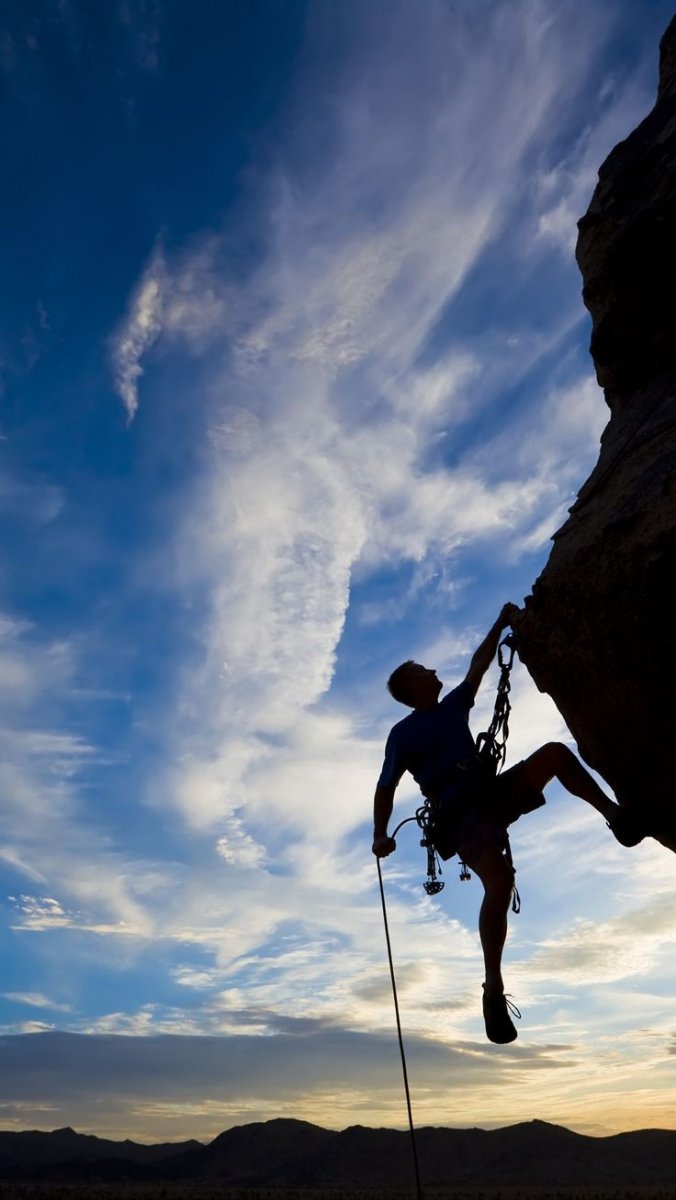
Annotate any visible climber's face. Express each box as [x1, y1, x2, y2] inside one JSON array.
[[406, 663, 443, 708]]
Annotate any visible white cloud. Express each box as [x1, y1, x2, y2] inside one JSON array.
[[1, 992, 71, 1012], [8, 895, 73, 930], [110, 245, 167, 421], [6, 894, 145, 937], [464, 374, 610, 560], [110, 235, 234, 421], [0, 846, 47, 884], [534, 69, 655, 254], [216, 817, 267, 869], [0, 616, 172, 942], [522, 890, 676, 985], [171, 967, 218, 989]]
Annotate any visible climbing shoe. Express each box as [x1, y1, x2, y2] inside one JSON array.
[[607, 806, 649, 848], [482, 985, 520, 1044]]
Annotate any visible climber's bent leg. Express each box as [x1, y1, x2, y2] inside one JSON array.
[[520, 742, 647, 847], [520, 742, 614, 819]]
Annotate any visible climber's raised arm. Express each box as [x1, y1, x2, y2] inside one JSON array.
[[464, 603, 519, 698], [372, 783, 397, 857]]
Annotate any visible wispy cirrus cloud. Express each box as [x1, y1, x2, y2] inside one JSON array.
[[110, 246, 167, 421], [0, 615, 168, 942], [533, 69, 655, 254], [110, 236, 233, 420], [1, 991, 71, 1012]]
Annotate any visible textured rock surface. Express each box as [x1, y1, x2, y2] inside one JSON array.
[[517, 17, 676, 846]]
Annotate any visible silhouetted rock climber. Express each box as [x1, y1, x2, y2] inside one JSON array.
[[372, 603, 647, 1044]]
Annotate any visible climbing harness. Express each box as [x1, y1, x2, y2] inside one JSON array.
[[391, 634, 517, 898]]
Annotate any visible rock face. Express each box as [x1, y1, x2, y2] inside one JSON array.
[[517, 16, 676, 846]]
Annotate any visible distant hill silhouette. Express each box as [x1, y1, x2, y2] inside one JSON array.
[[2, 1118, 676, 1187], [0, 1126, 200, 1181]]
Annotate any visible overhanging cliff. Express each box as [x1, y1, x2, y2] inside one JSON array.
[[517, 17, 676, 848]]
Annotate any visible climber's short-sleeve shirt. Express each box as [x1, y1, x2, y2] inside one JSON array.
[[377, 680, 477, 797]]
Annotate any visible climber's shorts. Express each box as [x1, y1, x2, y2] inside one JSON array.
[[432, 761, 545, 865]]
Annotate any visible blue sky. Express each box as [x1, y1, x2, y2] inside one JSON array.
[[2, 0, 676, 1144]]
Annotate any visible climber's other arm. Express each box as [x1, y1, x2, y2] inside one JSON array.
[[372, 783, 397, 857]]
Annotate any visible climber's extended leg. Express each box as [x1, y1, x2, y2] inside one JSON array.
[[520, 742, 613, 816], [520, 741, 646, 847], [467, 844, 519, 1044]]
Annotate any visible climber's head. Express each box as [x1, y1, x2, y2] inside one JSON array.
[[387, 661, 442, 709]]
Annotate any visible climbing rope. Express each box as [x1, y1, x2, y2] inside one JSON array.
[[376, 857, 423, 1200]]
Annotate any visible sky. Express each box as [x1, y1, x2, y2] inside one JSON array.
[[1, 0, 676, 1147]]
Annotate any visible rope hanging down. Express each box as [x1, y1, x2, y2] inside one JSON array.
[[376, 857, 423, 1200]]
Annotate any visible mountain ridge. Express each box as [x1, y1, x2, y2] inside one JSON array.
[[2, 1117, 676, 1187]]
